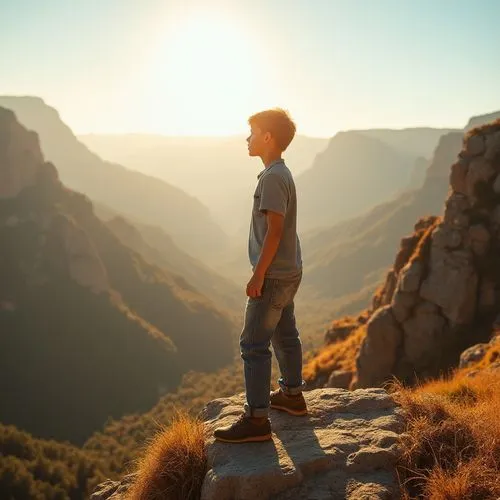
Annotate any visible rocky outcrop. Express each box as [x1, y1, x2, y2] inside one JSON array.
[[92, 388, 404, 500], [91, 474, 136, 500], [201, 389, 403, 500], [355, 120, 500, 388], [459, 328, 500, 373]]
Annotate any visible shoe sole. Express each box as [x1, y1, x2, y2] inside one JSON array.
[[270, 404, 308, 416], [214, 433, 272, 443]]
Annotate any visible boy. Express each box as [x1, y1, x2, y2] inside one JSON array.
[[214, 108, 306, 443]]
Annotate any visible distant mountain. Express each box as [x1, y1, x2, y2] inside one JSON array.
[[0, 96, 228, 259], [355, 127, 457, 158], [103, 213, 243, 312], [0, 107, 236, 444], [465, 110, 500, 131], [405, 156, 430, 191], [295, 131, 418, 231], [79, 133, 329, 234], [301, 132, 464, 301]]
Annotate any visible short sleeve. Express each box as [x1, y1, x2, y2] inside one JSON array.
[[259, 173, 288, 216]]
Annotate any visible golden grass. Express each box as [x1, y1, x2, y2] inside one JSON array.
[[303, 326, 366, 382], [128, 411, 207, 500], [394, 369, 500, 499]]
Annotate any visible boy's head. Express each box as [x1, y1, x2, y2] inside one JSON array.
[[246, 108, 296, 158]]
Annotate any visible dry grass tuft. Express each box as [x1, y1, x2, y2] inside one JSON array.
[[395, 369, 500, 499], [128, 411, 207, 500], [303, 326, 366, 382]]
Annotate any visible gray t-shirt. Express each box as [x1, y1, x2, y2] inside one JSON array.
[[248, 159, 302, 279]]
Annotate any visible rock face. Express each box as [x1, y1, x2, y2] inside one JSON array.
[[200, 389, 403, 500], [355, 120, 500, 387]]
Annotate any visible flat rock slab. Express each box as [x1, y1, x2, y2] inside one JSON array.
[[200, 388, 404, 500]]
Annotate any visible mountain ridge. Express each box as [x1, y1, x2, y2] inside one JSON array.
[[0, 95, 228, 259]]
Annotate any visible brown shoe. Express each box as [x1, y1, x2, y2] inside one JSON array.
[[213, 415, 272, 443], [270, 389, 307, 416]]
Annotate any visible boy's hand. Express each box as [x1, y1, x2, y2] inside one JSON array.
[[246, 272, 264, 298]]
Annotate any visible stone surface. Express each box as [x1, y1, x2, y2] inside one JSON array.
[[420, 245, 477, 325], [464, 133, 486, 157], [355, 306, 402, 388], [91, 474, 136, 499], [449, 159, 468, 194], [403, 309, 447, 368], [485, 130, 500, 161], [465, 157, 495, 199], [391, 289, 419, 324], [200, 388, 403, 500], [478, 279, 496, 310], [5, 215, 19, 227], [468, 224, 491, 256], [493, 174, 500, 194], [432, 224, 463, 249], [443, 192, 470, 228], [459, 343, 489, 369], [398, 260, 424, 293], [327, 370, 353, 389]]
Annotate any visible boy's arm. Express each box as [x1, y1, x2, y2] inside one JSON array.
[[253, 211, 284, 277], [246, 174, 287, 297]]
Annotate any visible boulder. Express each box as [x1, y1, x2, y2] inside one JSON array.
[[391, 289, 419, 324], [463, 133, 485, 157], [459, 343, 490, 369], [449, 158, 468, 194], [402, 305, 447, 368], [327, 370, 353, 389], [443, 193, 470, 228], [398, 260, 424, 293], [324, 322, 357, 345], [200, 388, 403, 500], [465, 157, 495, 199], [90, 474, 136, 500], [355, 306, 403, 388], [420, 244, 478, 325]]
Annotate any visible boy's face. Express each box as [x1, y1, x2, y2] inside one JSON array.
[[246, 124, 272, 157]]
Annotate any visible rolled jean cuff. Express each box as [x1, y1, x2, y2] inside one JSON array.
[[244, 403, 269, 418], [278, 377, 306, 396]]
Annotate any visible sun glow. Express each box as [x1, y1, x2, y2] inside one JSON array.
[[144, 11, 275, 136]]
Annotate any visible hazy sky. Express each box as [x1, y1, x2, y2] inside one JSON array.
[[1, 0, 499, 136]]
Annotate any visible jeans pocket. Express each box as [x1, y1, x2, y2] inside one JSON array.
[[270, 278, 299, 309]]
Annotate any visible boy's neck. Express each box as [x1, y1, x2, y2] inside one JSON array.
[[261, 152, 282, 168]]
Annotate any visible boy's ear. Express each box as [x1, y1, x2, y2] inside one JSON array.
[[264, 131, 272, 143]]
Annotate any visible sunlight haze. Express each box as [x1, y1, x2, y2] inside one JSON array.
[[1, 0, 500, 136]]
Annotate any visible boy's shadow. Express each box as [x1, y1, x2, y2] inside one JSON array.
[[269, 411, 332, 477]]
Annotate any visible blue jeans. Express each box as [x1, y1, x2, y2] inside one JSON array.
[[240, 272, 306, 418]]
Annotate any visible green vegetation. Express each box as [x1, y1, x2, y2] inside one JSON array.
[[0, 423, 111, 499], [0, 151, 236, 445]]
